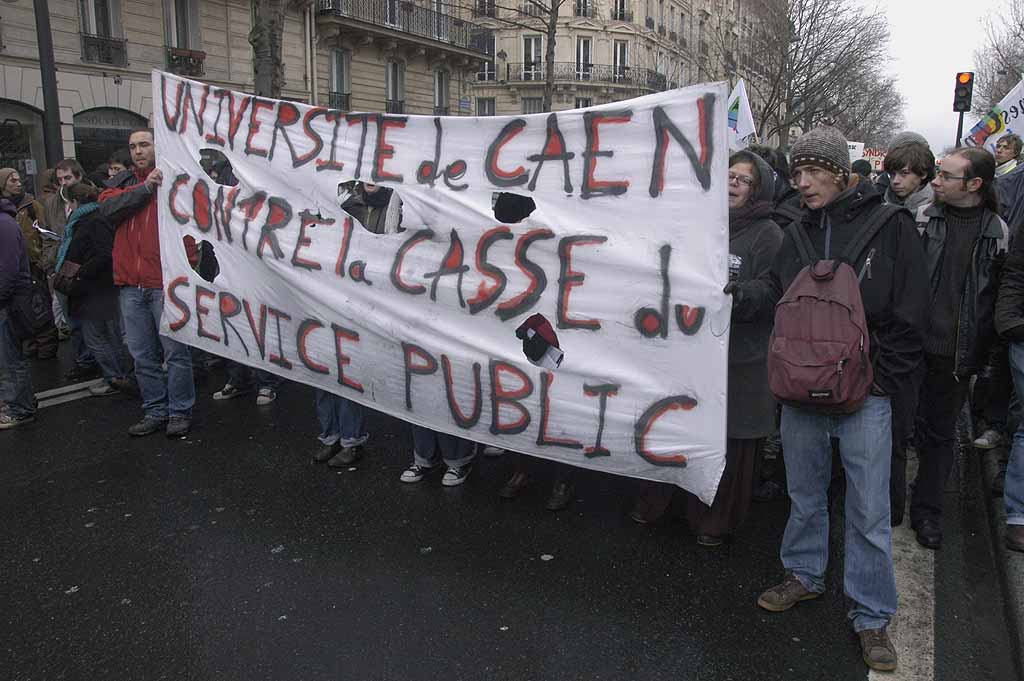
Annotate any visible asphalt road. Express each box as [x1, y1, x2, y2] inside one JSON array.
[[1, 352, 1018, 681]]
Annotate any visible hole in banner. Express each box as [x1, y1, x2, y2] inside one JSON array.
[[199, 149, 238, 186], [492, 192, 535, 224], [183, 234, 220, 283], [341, 182, 404, 235]]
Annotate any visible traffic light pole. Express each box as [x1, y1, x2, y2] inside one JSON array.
[[955, 111, 965, 149]]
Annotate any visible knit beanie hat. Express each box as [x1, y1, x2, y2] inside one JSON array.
[[790, 127, 851, 180], [889, 131, 929, 151], [0, 168, 16, 194]]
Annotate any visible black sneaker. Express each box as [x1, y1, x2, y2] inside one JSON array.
[[312, 442, 341, 463], [442, 464, 472, 486], [400, 463, 433, 483], [0, 411, 36, 430], [128, 417, 168, 437]]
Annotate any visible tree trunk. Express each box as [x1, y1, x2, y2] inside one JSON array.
[[542, 0, 558, 112], [250, 0, 287, 98]]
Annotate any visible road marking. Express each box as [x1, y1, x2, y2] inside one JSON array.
[[35, 380, 104, 409], [871, 457, 935, 681]]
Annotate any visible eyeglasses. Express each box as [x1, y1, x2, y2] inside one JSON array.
[[728, 173, 755, 187], [936, 171, 969, 182]]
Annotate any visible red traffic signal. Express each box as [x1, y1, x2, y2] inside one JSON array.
[[954, 72, 974, 112]]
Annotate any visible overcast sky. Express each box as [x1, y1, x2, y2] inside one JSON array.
[[873, 0, 1006, 152]]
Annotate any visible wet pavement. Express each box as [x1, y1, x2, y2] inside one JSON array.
[[1, 352, 1019, 680]]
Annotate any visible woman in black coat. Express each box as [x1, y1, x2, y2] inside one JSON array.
[[57, 182, 132, 395]]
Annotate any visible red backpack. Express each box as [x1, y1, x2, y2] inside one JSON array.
[[766, 205, 900, 414]]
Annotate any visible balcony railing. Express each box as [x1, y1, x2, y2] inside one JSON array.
[[328, 91, 351, 110], [506, 62, 667, 92], [610, 8, 632, 21], [434, 105, 450, 115], [166, 47, 205, 77], [318, 0, 493, 56], [386, 99, 405, 114], [81, 33, 127, 67]]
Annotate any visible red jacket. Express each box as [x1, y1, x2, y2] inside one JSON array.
[[99, 167, 163, 289]]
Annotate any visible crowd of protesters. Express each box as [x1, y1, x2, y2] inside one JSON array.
[[5, 122, 1024, 673]]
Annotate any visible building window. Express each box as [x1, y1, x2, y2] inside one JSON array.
[[79, 0, 126, 66], [575, 97, 592, 109], [574, 0, 591, 17], [575, 37, 592, 80], [80, 0, 119, 37], [386, 61, 405, 113], [477, 97, 496, 116], [613, 40, 628, 80], [523, 35, 543, 80], [164, 0, 199, 50], [477, 33, 496, 81], [611, 0, 629, 21], [434, 70, 450, 115], [521, 97, 543, 114], [329, 49, 351, 110]]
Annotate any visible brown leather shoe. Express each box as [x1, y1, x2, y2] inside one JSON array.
[[756, 573, 821, 612], [498, 471, 529, 499], [1006, 524, 1024, 553], [312, 443, 341, 463], [545, 481, 574, 511], [858, 627, 898, 671]]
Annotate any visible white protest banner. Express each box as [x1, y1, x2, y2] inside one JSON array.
[[153, 72, 730, 503], [964, 78, 1024, 151], [847, 142, 865, 163], [727, 79, 757, 150]]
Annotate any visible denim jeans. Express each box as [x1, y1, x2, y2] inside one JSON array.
[[226, 361, 281, 391], [411, 424, 475, 468], [119, 287, 195, 420], [780, 395, 896, 632], [315, 389, 368, 447], [81, 317, 132, 382], [0, 309, 35, 418], [1004, 344, 1024, 525]]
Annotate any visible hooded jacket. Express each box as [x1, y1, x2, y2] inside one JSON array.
[[884, 183, 933, 228], [63, 206, 120, 321], [99, 166, 162, 289], [733, 178, 929, 397], [0, 168, 45, 266], [727, 151, 784, 438], [0, 199, 30, 309]]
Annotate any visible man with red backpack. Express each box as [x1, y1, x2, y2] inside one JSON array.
[[729, 127, 929, 672]]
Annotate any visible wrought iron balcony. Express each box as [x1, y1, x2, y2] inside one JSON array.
[[329, 91, 351, 110], [318, 0, 493, 57], [610, 8, 632, 21], [506, 62, 667, 92], [386, 99, 405, 114], [81, 33, 127, 67], [166, 47, 205, 77]]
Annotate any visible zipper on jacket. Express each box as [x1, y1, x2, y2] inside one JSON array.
[[858, 248, 875, 281], [953, 237, 981, 377]]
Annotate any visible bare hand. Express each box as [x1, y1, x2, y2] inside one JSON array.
[[144, 168, 163, 192]]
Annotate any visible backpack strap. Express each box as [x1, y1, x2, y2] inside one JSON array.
[[773, 202, 804, 224], [840, 204, 903, 266], [786, 222, 817, 267]]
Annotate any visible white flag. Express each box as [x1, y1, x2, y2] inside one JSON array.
[[727, 79, 757, 150]]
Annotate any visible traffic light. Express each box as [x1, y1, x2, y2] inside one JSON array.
[[953, 72, 975, 112]]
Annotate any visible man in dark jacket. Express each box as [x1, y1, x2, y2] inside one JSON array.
[[99, 128, 195, 438], [908, 148, 1008, 550], [0, 198, 36, 429], [731, 126, 929, 672]]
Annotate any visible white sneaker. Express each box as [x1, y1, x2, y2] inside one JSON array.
[[400, 463, 432, 483], [213, 383, 249, 400], [442, 464, 472, 486], [973, 429, 1004, 450], [88, 381, 118, 396], [256, 388, 277, 405]]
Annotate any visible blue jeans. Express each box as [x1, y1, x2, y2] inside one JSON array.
[[226, 361, 281, 391], [1005, 344, 1024, 525], [315, 389, 367, 447], [0, 309, 35, 418], [81, 317, 132, 382], [780, 395, 896, 632], [411, 425, 475, 468], [119, 287, 195, 420]]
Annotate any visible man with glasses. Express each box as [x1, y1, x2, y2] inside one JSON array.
[[730, 126, 929, 672], [908, 148, 1008, 551]]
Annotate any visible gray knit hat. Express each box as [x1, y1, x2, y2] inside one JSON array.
[[790, 126, 851, 180], [888, 130, 929, 151]]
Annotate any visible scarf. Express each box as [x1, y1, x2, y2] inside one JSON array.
[[55, 202, 100, 271], [729, 200, 773, 234], [997, 159, 1018, 177]]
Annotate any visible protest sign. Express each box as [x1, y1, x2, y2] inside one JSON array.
[[152, 71, 730, 503], [964, 78, 1024, 151], [847, 142, 865, 163], [727, 79, 757, 150]]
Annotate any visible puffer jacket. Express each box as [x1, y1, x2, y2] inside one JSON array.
[[99, 167, 162, 289], [920, 203, 1007, 376]]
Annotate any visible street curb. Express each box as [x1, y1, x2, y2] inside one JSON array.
[[979, 446, 1024, 679]]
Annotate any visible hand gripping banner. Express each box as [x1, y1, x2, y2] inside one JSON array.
[[153, 71, 730, 503]]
